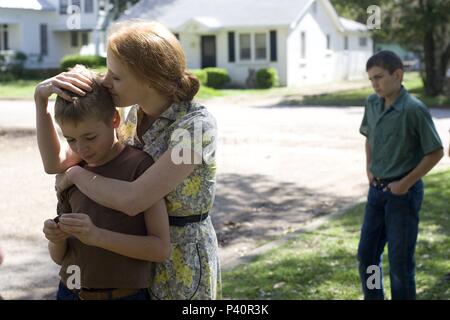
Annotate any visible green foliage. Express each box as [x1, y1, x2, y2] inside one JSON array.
[[190, 69, 207, 86], [60, 55, 106, 71], [0, 51, 28, 79], [256, 68, 279, 89], [203, 67, 231, 89]]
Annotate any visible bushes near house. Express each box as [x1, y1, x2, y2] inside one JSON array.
[[190, 69, 207, 86], [60, 55, 106, 71], [203, 67, 230, 89], [256, 67, 279, 89], [0, 51, 28, 80]]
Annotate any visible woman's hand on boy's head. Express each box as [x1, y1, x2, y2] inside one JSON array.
[[43, 219, 70, 244], [34, 71, 93, 105], [58, 214, 99, 246]]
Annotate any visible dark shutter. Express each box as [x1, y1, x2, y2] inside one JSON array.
[[40, 24, 48, 56], [270, 30, 277, 62], [228, 32, 235, 62]]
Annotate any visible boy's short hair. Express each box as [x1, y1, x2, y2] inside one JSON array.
[[54, 65, 115, 126], [366, 50, 404, 74]]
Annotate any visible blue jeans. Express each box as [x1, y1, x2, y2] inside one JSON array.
[[56, 281, 150, 300], [357, 179, 423, 300]]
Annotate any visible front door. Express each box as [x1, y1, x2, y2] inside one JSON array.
[[201, 35, 216, 68]]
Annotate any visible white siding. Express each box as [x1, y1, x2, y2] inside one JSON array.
[[0, 1, 104, 69], [286, 0, 372, 86]]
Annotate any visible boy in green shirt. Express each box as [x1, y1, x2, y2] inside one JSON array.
[[358, 50, 443, 300]]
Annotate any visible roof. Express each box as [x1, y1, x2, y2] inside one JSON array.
[[339, 17, 368, 32], [119, 0, 313, 29], [0, 0, 54, 11]]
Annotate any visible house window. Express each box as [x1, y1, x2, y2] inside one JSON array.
[[40, 24, 48, 56], [84, 0, 94, 13], [72, 0, 81, 9], [359, 37, 367, 47], [239, 33, 251, 61], [300, 31, 306, 59], [254, 33, 267, 60], [326, 34, 331, 50], [344, 36, 349, 50], [71, 31, 79, 47], [0, 25, 8, 50], [228, 32, 235, 62], [81, 32, 89, 46], [60, 0, 69, 14]]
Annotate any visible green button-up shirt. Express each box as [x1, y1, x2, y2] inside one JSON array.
[[359, 86, 442, 179]]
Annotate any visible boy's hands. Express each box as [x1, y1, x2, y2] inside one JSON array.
[[34, 72, 93, 106], [58, 214, 99, 246], [43, 219, 70, 244], [387, 180, 409, 195]]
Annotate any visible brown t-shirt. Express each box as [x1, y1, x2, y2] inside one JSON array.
[[57, 145, 154, 289]]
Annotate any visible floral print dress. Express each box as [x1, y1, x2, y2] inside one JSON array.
[[117, 101, 221, 300]]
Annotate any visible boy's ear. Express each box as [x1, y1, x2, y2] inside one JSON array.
[[112, 110, 121, 129], [393, 68, 404, 82]]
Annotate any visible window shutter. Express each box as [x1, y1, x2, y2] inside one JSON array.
[[270, 30, 277, 62], [228, 32, 235, 62]]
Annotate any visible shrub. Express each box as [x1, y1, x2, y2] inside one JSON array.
[[256, 67, 279, 89], [191, 69, 207, 86], [0, 51, 27, 78], [204, 67, 230, 89], [60, 55, 106, 71]]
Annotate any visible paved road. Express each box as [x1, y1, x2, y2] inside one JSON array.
[[1, 98, 449, 299]]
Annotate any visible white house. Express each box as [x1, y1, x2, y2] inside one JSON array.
[[119, 0, 374, 87], [0, 0, 112, 69]]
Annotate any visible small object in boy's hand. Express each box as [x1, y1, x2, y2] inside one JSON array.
[[53, 216, 60, 224]]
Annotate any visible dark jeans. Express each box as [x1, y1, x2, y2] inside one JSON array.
[[56, 281, 150, 300], [357, 179, 424, 300]]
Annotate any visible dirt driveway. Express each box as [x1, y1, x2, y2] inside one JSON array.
[[1, 97, 449, 299]]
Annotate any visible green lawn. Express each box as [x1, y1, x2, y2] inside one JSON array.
[[297, 72, 450, 108], [222, 169, 450, 300], [1, 72, 449, 108]]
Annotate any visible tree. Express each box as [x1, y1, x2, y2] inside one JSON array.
[[331, 0, 450, 96]]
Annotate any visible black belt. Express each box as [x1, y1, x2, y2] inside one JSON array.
[[372, 171, 410, 190], [169, 213, 209, 227]]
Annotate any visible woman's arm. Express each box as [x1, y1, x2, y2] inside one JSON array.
[[35, 105, 81, 174], [94, 199, 170, 262], [67, 148, 197, 216], [34, 72, 91, 173], [58, 200, 170, 262]]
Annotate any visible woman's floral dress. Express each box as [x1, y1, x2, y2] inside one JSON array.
[[117, 101, 221, 300]]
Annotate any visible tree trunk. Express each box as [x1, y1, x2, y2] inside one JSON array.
[[423, 29, 441, 96]]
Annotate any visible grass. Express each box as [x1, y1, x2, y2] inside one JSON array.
[[222, 169, 450, 300], [298, 72, 450, 108], [1, 71, 449, 108]]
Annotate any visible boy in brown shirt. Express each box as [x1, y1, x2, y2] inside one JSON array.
[[41, 65, 170, 300]]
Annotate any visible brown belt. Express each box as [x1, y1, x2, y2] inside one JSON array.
[[77, 288, 142, 300]]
